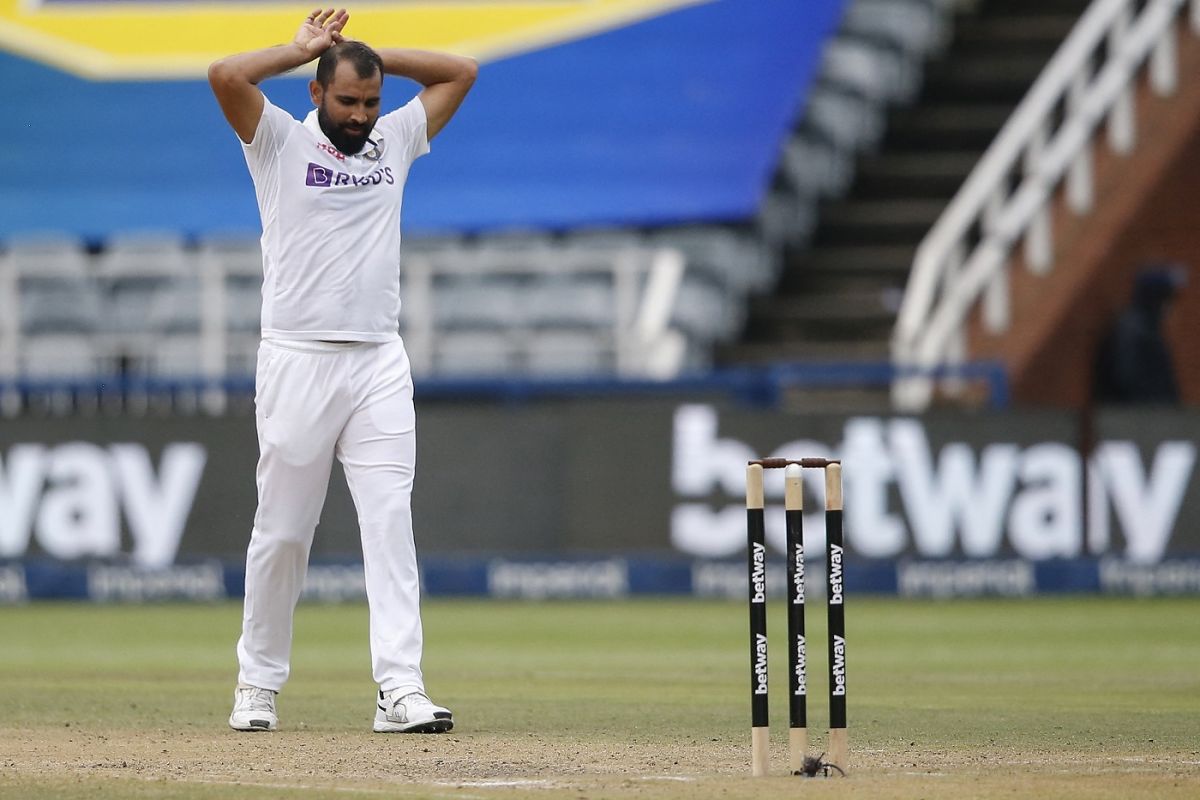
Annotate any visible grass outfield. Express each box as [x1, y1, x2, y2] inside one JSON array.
[[0, 597, 1198, 798]]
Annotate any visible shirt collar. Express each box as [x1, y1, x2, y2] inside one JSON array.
[[303, 110, 382, 159], [303, 109, 328, 141]]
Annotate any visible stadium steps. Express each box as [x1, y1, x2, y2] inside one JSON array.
[[722, 0, 1092, 383], [778, 244, 915, 294], [722, 338, 891, 365], [815, 199, 948, 246], [952, 14, 1081, 50], [920, 50, 1060, 103], [742, 291, 896, 341], [852, 152, 980, 200], [882, 106, 1012, 153]]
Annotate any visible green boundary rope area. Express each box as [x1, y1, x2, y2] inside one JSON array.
[[0, 598, 1198, 799]]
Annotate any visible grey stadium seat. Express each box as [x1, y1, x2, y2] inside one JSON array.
[[148, 334, 205, 378], [8, 233, 102, 335], [434, 330, 515, 375], [21, 334, 104, 379], [433, 275, 523, 330], [525, 329, 611, 375], [670, 275, 740, 342], [524, 274, 615, 330], [97, 231, 194, 336]]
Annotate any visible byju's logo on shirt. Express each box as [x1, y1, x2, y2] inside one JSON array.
[[305, 163, 395, 188]]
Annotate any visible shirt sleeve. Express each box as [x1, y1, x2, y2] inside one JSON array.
[[241, 97, 296, 174], [377, 97, 431, 163]]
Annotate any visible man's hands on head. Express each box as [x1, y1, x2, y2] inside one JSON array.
[[296, 8, 349, 54], [210, 7, 349, 144], [212, 7, 475, 146]]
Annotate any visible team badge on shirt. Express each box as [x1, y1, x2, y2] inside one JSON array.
[[361, 138, 384, 161]]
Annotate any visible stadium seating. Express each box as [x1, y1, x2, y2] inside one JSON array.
[[0, 230, 727, 387], [10, 235, 103, 337]]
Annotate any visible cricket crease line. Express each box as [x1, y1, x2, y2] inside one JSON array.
[[161, 777, 395, 795], [434, 778, 557, 788]]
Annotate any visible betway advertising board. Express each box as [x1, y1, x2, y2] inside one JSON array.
[[0, 402, 1197, 600]]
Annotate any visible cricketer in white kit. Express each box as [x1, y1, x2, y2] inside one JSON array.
[[207, 8, 477, 733]]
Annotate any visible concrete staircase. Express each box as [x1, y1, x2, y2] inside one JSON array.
[[720, 0, 1091, 369]]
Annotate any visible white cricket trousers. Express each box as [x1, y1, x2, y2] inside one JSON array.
[[236, 337, 425, 696]]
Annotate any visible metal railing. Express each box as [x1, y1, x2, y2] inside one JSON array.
[[891, 0, 1200, 410]]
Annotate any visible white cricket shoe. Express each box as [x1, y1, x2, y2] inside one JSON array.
[[373, 689, 453, 733], [228, 685, 278, 731]]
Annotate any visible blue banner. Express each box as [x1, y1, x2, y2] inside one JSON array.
[[6, 557, 1200, 602]]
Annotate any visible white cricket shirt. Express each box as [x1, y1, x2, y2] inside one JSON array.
[[242, 96, 430, 342]]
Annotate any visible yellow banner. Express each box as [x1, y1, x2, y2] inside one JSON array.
[[0, 0, 709, 79]]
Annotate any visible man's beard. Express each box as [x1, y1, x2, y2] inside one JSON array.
[[318, 105, 374, 155]]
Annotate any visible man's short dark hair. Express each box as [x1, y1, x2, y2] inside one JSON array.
[[316, 41, 384, 87]]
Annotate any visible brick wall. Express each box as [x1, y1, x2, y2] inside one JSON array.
[[969, 24, 1200, 408]]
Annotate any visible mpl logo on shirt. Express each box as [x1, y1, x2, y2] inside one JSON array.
[[0, 442, 207, 568]]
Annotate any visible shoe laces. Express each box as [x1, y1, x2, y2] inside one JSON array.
[[384, 690, 430, 714], [237, 686, 275, 714]]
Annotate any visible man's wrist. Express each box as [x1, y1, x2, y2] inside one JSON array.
[[289, 41, 318, 60]]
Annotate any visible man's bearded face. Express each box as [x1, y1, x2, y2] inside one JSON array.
[[315, 61, 382, 155]]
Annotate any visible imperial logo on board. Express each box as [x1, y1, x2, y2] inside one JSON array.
[[0, 565, 26, 603]]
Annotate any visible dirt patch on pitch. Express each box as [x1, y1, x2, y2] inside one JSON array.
[[3, 727, 1199, 799], [2, 727, 742, 791]]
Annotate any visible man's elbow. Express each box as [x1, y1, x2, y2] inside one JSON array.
[[208, 57, 254, 92], [458, 56, 479, 85], [208, 58, 235, 89]]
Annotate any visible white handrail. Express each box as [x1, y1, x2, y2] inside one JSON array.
[[891, 0, 1195, 410], [628, 248, 687, 378]]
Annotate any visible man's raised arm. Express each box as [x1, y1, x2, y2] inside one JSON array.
[[208, 8, 349, 143], [378, 50, 478, 141]]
